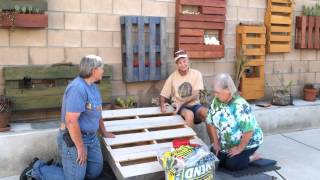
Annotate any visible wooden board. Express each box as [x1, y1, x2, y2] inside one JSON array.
[[102, 107, 218, 180]]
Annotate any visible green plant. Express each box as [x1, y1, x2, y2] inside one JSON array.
[[303, 2, 320, 16], [114, 96, 137, 108], [0, 95, 12, 113], [234, 50, 249, 89]]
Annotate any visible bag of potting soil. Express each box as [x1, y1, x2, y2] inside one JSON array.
[[158, 145, 216, 180]]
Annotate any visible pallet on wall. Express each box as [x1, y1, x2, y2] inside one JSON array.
[[265, 0, 293, 53], [236, 25, 266, 100], [102, 107, 218, 180], [120, 16, 167, 82], [175, 0, 226, 59], [295, 16, 320, 49], [3, 65, 112, 111]]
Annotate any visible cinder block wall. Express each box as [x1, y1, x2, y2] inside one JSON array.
[[0, 0, 320, 111]]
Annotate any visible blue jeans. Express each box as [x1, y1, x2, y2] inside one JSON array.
[[32, 130, 103, 180]]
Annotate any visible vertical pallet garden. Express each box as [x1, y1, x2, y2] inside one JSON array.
[[175, 0, 226, 59], [121, 16, 167, 82], [295, 16, 320, 49], [3, 65, 112, 111], [236, 25, 266, 100], [265, 0, 293, 53]]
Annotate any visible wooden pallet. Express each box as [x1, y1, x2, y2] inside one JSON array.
[[3, 65, 112, 111], [175, 0, 226, 59], [236, 25, 266, 100], [265, 0, 293, 53], [102, 107, 216, 180], [120, 16, 167, 82], [295, 16, 320, 49]]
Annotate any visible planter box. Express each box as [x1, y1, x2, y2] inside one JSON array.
[[0, 13, 48, 28], [295, 16, 320, 49]]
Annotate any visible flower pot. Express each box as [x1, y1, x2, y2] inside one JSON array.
[[272, 90, 291, 106], [0, 13, 48, 28], [303, 88, 318, 101], [0, 112, 11, 132]]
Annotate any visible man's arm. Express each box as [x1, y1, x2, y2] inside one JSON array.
[[98, 118, 115, 138], [160, 95, 169, 113]]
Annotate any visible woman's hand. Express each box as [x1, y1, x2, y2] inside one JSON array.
[[213, 142, 221, 156], [228, 146, 243, 157], [77, 146, 87, 166]]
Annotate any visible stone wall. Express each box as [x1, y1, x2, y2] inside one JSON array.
[[1, 0, 320, 112]]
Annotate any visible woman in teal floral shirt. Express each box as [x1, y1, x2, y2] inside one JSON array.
[[206, 73, 263, 171]]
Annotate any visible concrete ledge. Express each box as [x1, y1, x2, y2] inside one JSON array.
[[1, 99, 320, 178]]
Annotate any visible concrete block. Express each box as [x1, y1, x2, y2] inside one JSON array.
[[82, 31, 112, 47], [30, 48, 65, 65], [113, 0, 142, 15], [47, 12, 64, 29], [168, 2, 175, 17], [98, 15, 120, 31], [225, 20, 238, 35], [266, 53, 284, 61], [248, 0, 266, 8], [109, 63, 122, 81], [81, 0, 112, 13], [168, 33, 174, 48], [0, 48, 28, 65], [166, 18, 175, 33], [265, 74, 282, 86], [301, 49, 317, 60], [191, 62, 214, 76], [283, 73, 299, 85], [291, 61, 309, 73], [65, 13, 97, 30], [112, 32, 121, 47], [127, 82, 153, 96], [98, 47, 121, 63], [264, 61, 273, 74], [224, 34, 236, 48], [273, 61, 292, 73], [48, 30, 81, 47], [316, 73, 320, 84], [257, 8, 265, 23], [65, 48, 98, 64], [237, 7, 257, 22], [0, 130, 58, 177], [111, 80, 127, 96], [48, 0, 80, 12], [142, 0, 168, 17], [214, 62, 234, 75], [298, 73, 316, 85], [224, 48, 236, 61], [227, 0, 240, 7], [226, 7, 237, 21], [0, 29, 9, 46], [10, 30, 46, 47], [309, 61, 320, 72], [284, 49, 301, 61]]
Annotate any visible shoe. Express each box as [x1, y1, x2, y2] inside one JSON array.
[[19, 157, 39, 180]]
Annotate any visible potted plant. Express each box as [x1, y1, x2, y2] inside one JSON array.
[[0, 95, 12, 132], [270, 75, 293, 106], [113, 96, 137, 109], [0, 4, 48, 28], [303, 84, 318, 101]]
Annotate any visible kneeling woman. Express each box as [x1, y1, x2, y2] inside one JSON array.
[[206, 73, 263, 171]]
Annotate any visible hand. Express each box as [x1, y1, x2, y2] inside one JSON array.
[[172, 102, 182, 114], [76, 146, 87, 166], [160, 104, 167, 113], [228, 146, 243, 157], [103, 131, 115, 138], [212, 143, 221, 156]]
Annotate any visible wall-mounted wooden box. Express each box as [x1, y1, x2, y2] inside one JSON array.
[[236, 25, 266, 100], [120, 16, 167, 82], [295, 16, 320, 49], [265, 0, 293, 53], [175, 0, 226, 59], [4, 65, 112, 111]]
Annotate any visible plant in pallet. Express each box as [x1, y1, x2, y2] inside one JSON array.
[[0, 95, 12, 131], [234, 50, 249, 89], [114, 96, 137, 109], [302, 1, 320, 16], [268, 74, 293, 106]]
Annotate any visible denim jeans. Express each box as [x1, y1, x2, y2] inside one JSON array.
[[32, 130, 103, 180]]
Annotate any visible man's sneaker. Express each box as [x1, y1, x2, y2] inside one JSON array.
[[20, 157, 39, 180]]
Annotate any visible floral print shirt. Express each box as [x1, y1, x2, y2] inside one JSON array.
[[206, 95, 263, 153]]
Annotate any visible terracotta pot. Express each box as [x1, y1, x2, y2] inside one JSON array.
[[0, 112, 11, 132], [303, 88, 318, 101]]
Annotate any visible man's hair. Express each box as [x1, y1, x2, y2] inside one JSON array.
[[79, 55, 104, 78]]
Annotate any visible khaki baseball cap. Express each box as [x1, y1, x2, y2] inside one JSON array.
[[174, 50, 188, 62]]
